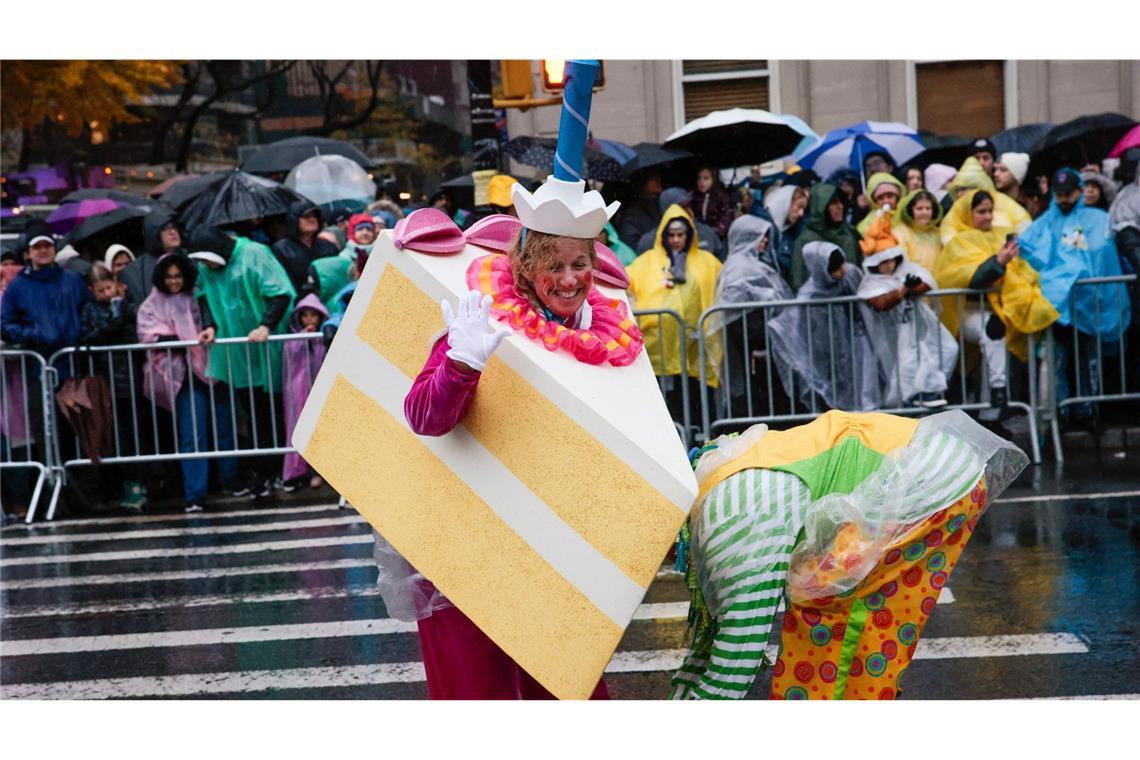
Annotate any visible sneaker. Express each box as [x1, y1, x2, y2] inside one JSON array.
[[185, 503, 205, 513], [119, 481, 148, 513], [920, 392, 947, 408], [251, 478, 274, 500], [276, 477, 298, 493], [225, 485, 252, 498]]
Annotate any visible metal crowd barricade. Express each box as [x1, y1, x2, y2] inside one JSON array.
[[46, 332, 324, 487], [1044, 273, 1138, 463], [0, 348, 61, 522], [631, 308, 691, 449], [696, 288, 1043, 464]]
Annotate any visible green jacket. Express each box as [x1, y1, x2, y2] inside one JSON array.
[[790, 183, 862, 290]]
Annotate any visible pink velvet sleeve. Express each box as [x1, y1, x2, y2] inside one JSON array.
[[403, 335, 481, 436]]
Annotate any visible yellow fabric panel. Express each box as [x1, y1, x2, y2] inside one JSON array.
[[355, 264, 442, 378], [892, 223, 941, 273], [696, 411, 920, 502], [302, 375, 623, 699], [465, 354, 684, 587]]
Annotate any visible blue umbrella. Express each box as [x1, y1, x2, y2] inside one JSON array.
[[796, 121, 925, 187], [777, 114, 821, 161], [587, 138, 638, 166]]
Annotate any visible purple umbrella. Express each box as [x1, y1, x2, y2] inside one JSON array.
[[45, 198, 120, 235]]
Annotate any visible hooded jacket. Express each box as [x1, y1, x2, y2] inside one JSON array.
[[282, 293, 329, 482], [892, 189, 944, 273], [636, 188, 726, 258], [119, 207, 182, 306], [1, 263, 91, 356], [764, 185, 806, 277], [1017, 178, 1130, 339], [271, 200, 340, 292], [856, 173, 907, 235], [626, 204, 723, 386], [940, 157, 1032, 245], [790, 183, 862, 291]]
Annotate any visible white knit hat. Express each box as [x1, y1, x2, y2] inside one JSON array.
[[998, 153, 1030, 186]]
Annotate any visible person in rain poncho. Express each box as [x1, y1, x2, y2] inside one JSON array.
[[637, 187, 726, 259], [856, 173, 906, 236], [1017, 168, 1131, 418], [790, 183, 863, 291], [941, 157, 1032, 246], [825, 167, 865, 228], [857, 246, 958, 408], [934, 190, 1059, 415], [670, 408, 1027, 700], [769, 240, 876, 411], [119, 207, 184, 307], [764, 185, 809, 278], [1080, 169, 1116, 212], [281, 294, 329, 491], [924, 162, 958, 208], [1109, 151, 1140, 275], [597, 221, 637, 267], [271, 200, 340, 293], [627, 205, 723, 431], [189, 226, 296, 499], [304, 212, 374, 310], [892, 188, 944, 273], [706, 215, 794, 420], [136, 253, 239, 513], [103, 244, 135, 282]]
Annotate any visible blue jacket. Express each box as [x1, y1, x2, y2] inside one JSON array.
[[1018, 187, 1131, 340], [0, 264, 92, 356]]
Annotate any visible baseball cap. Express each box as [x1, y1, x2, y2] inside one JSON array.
[[1051, 168, 1081, 194]]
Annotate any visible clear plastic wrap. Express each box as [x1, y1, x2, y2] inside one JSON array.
[[786, 410, 1028, 602], [372, 530, 454, 622]]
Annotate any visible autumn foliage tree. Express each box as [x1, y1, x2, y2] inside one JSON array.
[[2, 60, 182, 169]]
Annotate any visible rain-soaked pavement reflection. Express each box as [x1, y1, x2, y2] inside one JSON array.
[[1, 447, 1136, 699]]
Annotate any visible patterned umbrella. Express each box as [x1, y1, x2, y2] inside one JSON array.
[[503, 135, 628, 181], [796, 121, 926, 184]]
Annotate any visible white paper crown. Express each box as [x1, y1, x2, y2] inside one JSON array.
[[511, 176, 620, 239]]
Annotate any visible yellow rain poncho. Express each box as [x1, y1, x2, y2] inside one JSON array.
[[627, 204, 723, 387], [933, 190, 1058, 361], [856, 172, 906, 236], [892, 189, 943, 272], [940, 157, 1032, 245]]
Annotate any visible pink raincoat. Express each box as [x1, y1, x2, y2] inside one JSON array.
[[282, 294, 328, 481], [135, 267, 211, 412]]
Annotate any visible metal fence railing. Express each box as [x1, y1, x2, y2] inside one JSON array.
[[632, 308, 692, 450], [1, 349, 61, 522]]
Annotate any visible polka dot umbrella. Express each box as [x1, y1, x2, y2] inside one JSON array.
[[503, 136, 628, 182]]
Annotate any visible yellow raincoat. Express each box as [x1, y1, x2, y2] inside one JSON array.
[[856, 172, 906, 236], [627, 204, 723, 387], [933, 190, 1059, 361], [892, 189, 943, 272], [940, 157, 1032, 245]]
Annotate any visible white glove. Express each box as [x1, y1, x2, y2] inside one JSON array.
[[441, 290, 508, 372]]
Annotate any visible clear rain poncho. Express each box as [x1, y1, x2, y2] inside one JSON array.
[[856, 248, 958, 406]]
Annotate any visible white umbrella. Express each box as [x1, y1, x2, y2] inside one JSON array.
[[664, 108, 804, 168], [285, 154, 376, 212]]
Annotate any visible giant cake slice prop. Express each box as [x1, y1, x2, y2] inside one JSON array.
[[291, 61, 697, 699]]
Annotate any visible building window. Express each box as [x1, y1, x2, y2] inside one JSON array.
[[681, 60, 769, 123], [915, 60, 1005, 138]]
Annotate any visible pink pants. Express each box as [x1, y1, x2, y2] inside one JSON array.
[[416, 605, 610, 700]]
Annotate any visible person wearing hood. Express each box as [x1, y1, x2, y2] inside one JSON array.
[[627, 205, 723, 432], [857, 246, 958, 408], [189, 225, 296, 500], [763, 185, 809, 278], [856, 173, 906, 236], [271, 201, 340, 293], [1109, 149, 1140, 276], [825, 167, 866, 227], [706, 215, 794, 419], [119, 207, 183, 307], [686, 165, 736, 241], [1018, 168, 1131, 420], [1080, 169, 1116, 211], [892, 188, 945, 273], [281, 294, 329, 491], [596, 221, 637, 267], [924, 163, 958, 205], [768, 241, 872, 411], [136, 253, 238, 513], [637, 187, 726, 259], [935, 189, 1059, 418], [305, 212, 375, 309], [790, 183, 862, 291], [941, 157, 1032, 246], [104, 244, 135, 282]]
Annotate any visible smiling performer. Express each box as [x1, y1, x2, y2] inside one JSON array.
[[391, 60, 643, 699]]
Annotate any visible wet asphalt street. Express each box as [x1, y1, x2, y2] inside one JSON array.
[[1, 447, 1137, 700]]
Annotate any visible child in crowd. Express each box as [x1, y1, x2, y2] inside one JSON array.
[[79, 263, 146, 512], [136, 253, 238, 513], [281, 294, 329, 491], [104, 244, 135, 282]]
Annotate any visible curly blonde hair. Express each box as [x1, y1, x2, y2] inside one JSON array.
[[507, 228, 595, 310]]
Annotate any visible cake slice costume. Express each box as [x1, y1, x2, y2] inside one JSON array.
[[671, 409, 1026, 699]]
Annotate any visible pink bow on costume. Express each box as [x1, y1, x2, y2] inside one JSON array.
[[392, 208, 467, 254]]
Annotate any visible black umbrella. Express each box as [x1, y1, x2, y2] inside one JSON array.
[[663, 109, 803, 168], [503, 136, 628, 182], [177, 170, 311, 229], [62, 205, 149, 245], [991, 123, 1052, 156], [439, 174, 474, 189], [158, 172, 230, 210], [913, 131, 974, 169], [622, 142, 695, 176], [1029, 112, 1138, 178], [59, 188, 153, 208], [241, 137, 373, 175]]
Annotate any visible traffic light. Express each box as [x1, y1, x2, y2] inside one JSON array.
[[498, 60, 534, 100], [540, 60, 606, 94]]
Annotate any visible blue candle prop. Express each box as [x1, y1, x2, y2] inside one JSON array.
[[553, 60, 600, 183]]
